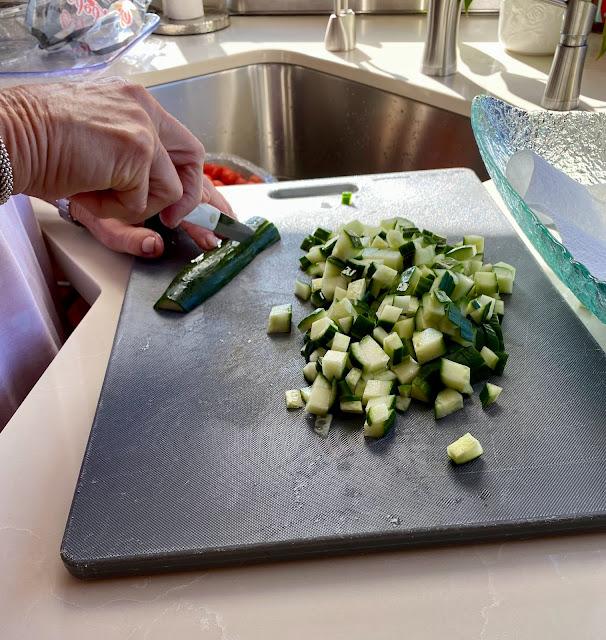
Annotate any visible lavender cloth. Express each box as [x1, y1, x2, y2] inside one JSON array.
[[0, 195, 62, 429]]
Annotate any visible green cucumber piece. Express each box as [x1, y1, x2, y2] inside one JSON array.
[[155, 217, 279, 312], [295, 280, 311, 301], [285, 389, 304, 409], [267, 304, 292, 334], [434, 388, 464, 419], [480, 382, 502, 408], [447, 433, 483, 464]]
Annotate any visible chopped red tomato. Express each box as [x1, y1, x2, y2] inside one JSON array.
[[203, 162, 264, 186]]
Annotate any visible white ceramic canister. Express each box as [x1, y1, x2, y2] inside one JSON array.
[[162, 0, 205, 20], [498, 0, 565, 55]]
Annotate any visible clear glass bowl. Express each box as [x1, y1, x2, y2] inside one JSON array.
[[471, 95, 606, 322]]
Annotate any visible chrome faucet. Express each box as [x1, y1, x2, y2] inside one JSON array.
[[542, 0, 597, 110], [324, 0, 356, 52], [422, 0, 597, 110], [421, 0, 461, 77]]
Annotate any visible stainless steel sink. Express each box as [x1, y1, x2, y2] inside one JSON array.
[[149, 63, 487, 181]]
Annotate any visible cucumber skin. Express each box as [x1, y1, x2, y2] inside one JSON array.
[[155, 217, 280, 313]]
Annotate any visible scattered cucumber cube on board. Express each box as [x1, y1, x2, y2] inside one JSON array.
[[447, 433, 483, 464], [341, 191, 353, 206], [480, 382, 503, 408], [314, 414, 333, 437], [285, 389, 304, 409], [267, 304, 292, 334], [281, 214, 515, 445]]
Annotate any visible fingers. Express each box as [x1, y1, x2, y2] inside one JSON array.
[[180, 220, 220, 252], [159, 162, 205, 229], [70, 202, 164, 258], [202, 175, 237, 219]]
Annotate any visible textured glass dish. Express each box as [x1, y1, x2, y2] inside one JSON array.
[[471, 95, 606, 322], [0, 12, 159, 79]]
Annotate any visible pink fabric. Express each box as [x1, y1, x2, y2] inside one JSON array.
[[0, 196, 62, 429]]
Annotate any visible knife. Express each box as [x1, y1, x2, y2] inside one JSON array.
[[191, 203, 254, 242]]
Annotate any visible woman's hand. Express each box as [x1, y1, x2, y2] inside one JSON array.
[[0, 79, 205, 229], [70, 176, 236, 257]]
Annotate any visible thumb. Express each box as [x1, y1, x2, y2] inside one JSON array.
[[71, 202, 165, 258]]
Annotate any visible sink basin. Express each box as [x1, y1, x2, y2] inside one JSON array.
[[149, 63, 487, 181]]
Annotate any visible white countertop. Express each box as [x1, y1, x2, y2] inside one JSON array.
[[110, 15, 606, 114], [2, 14, 606, 639]]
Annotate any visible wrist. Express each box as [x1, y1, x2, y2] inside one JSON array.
[[0, 86, 45, 196]]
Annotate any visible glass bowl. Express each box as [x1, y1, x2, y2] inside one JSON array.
[[471, 95, 606, 323]]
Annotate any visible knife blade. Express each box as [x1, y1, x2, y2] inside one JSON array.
[[191, 203, 254, 242]]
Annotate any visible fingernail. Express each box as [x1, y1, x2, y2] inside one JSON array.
[[142, 236, 157, 255], [208, 235, 219, 248], [159, 212, 179, 229]]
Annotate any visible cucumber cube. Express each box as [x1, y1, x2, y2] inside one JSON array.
[[378, 304, 402, 329], [303, 361, 318, 383], [480, 346, 499, 370], [372, 264, 399, 289], [398, 383, 412, 397], [345, 367, 362, 391], [391, 356, 420, 384], [463, 235, 485, 254], [340, 399, 364, 414], [383, 332, 405, 364], [267, 304, 292, 334], [447, 432, 483, 464], [310, 316, 338, 344], [333, 286, 348, 301], [294, 280, 311, 301], [297, 308, 327, 332], [365, 395, 396, 411], [393, 317, 415, 340], [434, 388, 464, 419], [347, 278, 366, 301], [480, 382, 503, 408], [474, 271, 498, 296], [412, 328, 446, 364], [395, 396, 411, 413], [362, 380, 395, 405], [305, 374, 336, 416], [300, 386, 312, 403], [338, 316, 353, 334], [440, 358, 473, 394], [331, 332, 351, 352], [322, 350, 348, 381], [363, 406, 396, 438], [372, 326, 389, 346], [285, 389, 304, 410]]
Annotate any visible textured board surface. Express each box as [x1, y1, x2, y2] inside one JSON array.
[[62, 169, 606, 579]]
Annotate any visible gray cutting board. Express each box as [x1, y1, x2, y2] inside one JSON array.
[[62, 169, 606, 579]]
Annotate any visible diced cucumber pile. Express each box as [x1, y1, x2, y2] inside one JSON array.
[[281, 218, 514, 454]]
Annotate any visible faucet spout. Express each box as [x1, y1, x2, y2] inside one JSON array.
[[422, 0, 462, 76], [542, 0, 597, 110]]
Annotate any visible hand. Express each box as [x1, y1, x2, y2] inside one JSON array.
[[70, 176, 237, 258], [0, 79, 204, 228]]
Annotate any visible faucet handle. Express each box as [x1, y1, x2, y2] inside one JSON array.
[[324, 0, 356, 52], [559, 0, 596, 46]]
